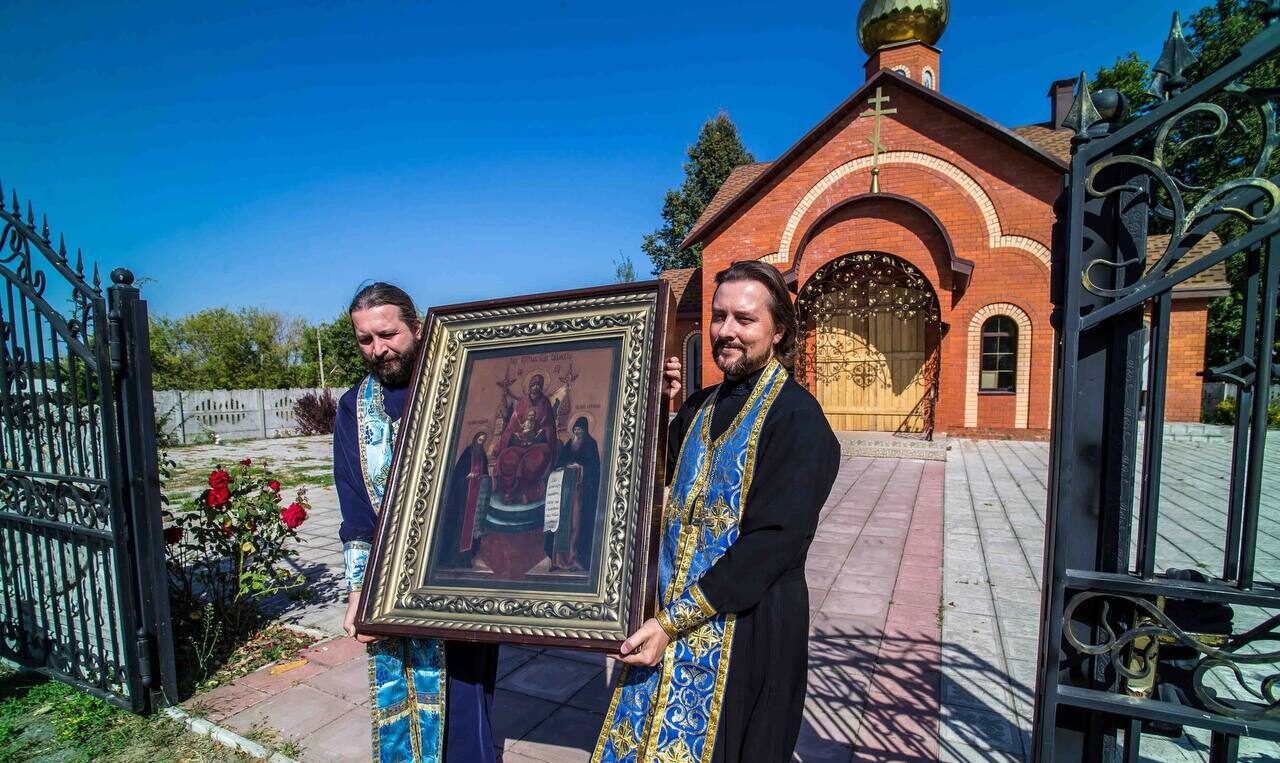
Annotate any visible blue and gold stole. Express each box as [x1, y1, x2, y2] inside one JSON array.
[[593, 359, 787, 763], [356, 375, 448, 763]]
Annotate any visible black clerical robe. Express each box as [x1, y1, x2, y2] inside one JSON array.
[[668, 365, 841, 763]]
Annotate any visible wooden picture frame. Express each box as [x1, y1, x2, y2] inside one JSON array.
[[357, 280, 669, 650]]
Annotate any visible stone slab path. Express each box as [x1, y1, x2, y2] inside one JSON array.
[[941, 435, 1279, 763], [173, 431, 1280, 762], [178, 451, 950, 763]]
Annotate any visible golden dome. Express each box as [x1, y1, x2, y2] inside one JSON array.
[[857, 0, 950, 55]]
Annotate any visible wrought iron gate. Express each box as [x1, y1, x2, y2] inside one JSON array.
[[1034, 11, 1280, 762], [0, 187, 175, 712]]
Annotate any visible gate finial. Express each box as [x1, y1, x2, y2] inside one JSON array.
[[57, 233, 66, 260], [1148, 12, 1196, 100], [1064, 72, 1102, 143], [9, 189, 17, 215], [25, 201, 33, 227], [41, 214, 49, 242]]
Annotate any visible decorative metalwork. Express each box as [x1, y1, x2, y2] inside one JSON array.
[[1063, 591, 1279, 722], [796, 252, 941, 438], [812, 332, 888, 387], [796, 251, 940, 325], [0, 182, 174, 712], [1035, 15, 1280, 762]]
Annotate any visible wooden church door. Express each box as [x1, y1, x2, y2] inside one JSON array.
[[797, 253, 941, 435], [814, 288, 929, 432]]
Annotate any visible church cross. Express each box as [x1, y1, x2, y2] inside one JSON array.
[[859, 87, 896, 193]]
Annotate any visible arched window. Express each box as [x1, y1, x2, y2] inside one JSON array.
[[922, 68, 936, 89], [980, 316, 1017, 392], [893, 65, 910, 78]]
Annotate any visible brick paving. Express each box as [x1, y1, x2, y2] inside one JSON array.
[[179, 451, 951, 762], [174, 431, 1279, 762], [941, 434, 1279, 763]]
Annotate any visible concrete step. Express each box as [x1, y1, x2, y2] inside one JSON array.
[[835, 431, 949, 461]]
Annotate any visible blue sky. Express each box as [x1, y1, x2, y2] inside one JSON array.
[[3, 0, 1201, 323]]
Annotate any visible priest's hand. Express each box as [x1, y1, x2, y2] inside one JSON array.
[[618, 618, 670, 666], [663, 356, 682, 400], [343, 590, 381, 644]]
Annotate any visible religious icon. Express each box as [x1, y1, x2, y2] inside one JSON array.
[[357, 281, 670, 650]]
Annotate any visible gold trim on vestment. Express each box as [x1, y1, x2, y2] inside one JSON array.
[[356, 375, 384, 509], [591, 664, 631, 763], [697, 362, 786, 763], [699, 615, 736, 763], [689, 584, 715, 619]]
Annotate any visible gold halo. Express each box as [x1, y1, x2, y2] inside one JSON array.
[[522, 368, 549, 395]]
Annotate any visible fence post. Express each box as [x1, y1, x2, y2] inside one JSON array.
[[107, 269, 178, 711], [177, 391, 187, 446], [258, 388, 268, 438]]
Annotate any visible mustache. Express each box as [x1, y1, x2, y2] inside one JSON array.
[[713, 339, 745, 353]]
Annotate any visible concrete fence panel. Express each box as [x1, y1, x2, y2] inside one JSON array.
[[154, 387, 347, 445]]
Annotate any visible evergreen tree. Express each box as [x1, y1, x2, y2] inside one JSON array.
[[642, 112, 754, 274]]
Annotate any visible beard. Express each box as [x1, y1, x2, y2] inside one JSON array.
[[713, 338, 771, 380], [365, 340, 419, 387]]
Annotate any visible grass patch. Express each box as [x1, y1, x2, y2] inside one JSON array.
[[0, 672, 252, 762]]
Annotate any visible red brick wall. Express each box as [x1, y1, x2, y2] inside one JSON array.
[[864, 42, 941, 89], [978, 393, 1017, 430], [1167, 298, 1210, 422], [686, 77, 1214, 435]]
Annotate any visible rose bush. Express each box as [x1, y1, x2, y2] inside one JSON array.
[[164, 459, 310, 634]]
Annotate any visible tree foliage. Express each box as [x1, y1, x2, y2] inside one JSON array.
[[1090, 0, 1279, 368], [149, 308, 364, 390], [642, 112, 754, 274], [296, 312, 365, 389]]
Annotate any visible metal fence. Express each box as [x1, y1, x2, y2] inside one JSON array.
[[153, 387, 345, 445]]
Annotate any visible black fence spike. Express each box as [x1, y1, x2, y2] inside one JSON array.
[[25, 200, 34, 226], [41, 214, 49, 241], [58, 233, 67, 259], [93, 262, 101, 290], [75, 248, 84, 275], [1064, 72, 1102, 139], [9, 189, 17, 215]]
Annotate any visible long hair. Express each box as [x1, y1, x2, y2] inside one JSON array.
[[713, 261, 798, 369], [348, 281, 420, 331]]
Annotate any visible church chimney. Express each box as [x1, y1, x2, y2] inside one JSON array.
[[1048, 78, 1076, 128]]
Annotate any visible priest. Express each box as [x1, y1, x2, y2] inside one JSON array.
[[595, 261, 841, 763], [335, 281, 498, 763]]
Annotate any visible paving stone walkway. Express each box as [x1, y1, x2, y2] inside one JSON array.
[[941, 434, 1279, 763], [177, 448, 949, 762], [172, 432, 1279, 762]]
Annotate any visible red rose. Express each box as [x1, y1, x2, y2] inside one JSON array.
[[268, 480, 280, 492], [163, 526, 183, 545], [240, 458, 252, 467], [206, 486, 231, 508], [281, 502, 307, 530], [208, 469, 230, 490], [222, 521, 234, 538]]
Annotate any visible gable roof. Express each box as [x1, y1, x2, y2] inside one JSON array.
[[1010, 123, 1073, 163], [681, 69, 1069, 250], [1151, 233, 1231, 295], [658, 267, 702, 313]]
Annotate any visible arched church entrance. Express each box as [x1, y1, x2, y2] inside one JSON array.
[[796, 252, 942, 435]]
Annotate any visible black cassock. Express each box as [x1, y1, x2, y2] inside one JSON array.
[[667, 365, 841, 763]]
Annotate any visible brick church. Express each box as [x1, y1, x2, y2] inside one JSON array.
[[662, 0, 1225, 437]]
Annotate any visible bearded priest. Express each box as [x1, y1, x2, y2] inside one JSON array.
[[595, 261, 841, 763], [334, 282, 498, 763]]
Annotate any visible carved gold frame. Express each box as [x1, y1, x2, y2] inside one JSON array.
[[358, 281, 669, 649]]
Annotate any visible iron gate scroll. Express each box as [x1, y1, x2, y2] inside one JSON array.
[[0, 187, 175, 712], [1036, 10, 1280, 763]]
